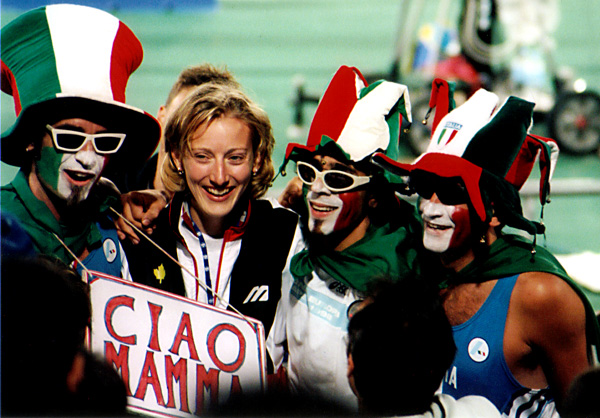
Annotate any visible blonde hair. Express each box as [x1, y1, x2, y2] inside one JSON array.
[[161, 83, 275, 199]]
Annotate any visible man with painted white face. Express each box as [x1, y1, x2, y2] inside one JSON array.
[[373, 80, 600, 418], [269, 66, 422, 411], [0, 4, 160, 276]]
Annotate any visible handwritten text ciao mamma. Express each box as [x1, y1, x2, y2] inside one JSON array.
[[87, 273, 266, 417]]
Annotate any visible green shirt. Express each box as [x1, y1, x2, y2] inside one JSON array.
[[1, 170, 105, 265]]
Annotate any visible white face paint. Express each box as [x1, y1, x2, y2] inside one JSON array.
[[304, 156, 368, 238], [306, 179, 344, 235], [56, 149, 105, 203], [36, 119, 109, 206], [419, 197, 472, 253]]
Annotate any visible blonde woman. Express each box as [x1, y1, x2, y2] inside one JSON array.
[[123, 83, 304, 374]]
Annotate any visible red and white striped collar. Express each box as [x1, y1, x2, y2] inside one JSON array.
[[170, 194, 253, 244]]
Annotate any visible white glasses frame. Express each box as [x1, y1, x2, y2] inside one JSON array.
[[296, 161, 371, 193], [46, 124, 126, 155]]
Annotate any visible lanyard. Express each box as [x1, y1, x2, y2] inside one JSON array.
[[182, 211, 215, 305]]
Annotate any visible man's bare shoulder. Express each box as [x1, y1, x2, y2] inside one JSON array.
[[515, 272, 579, 306], [514, 272, 586, 337]]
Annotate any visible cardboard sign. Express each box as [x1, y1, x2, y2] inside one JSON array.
[[86, 272, 267, 417]]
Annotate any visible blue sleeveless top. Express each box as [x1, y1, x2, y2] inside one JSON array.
[[442, 275, 557, 417]]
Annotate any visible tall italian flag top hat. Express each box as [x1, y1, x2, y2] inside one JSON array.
[[279, 65, 412, 181], [1, 4, 160, 167], [373, 78, 559, 236]]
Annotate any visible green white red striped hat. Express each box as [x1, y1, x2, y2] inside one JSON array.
[[1, 4, 160, 167], [279, 65, 411, 177], [373, 78, 559, 235]]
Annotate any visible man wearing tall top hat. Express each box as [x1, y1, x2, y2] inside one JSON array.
[[1, 4, 160, 276], [373, 80, 600, 418], [268, 65, 422, 410]]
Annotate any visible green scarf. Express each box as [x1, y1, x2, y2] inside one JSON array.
[[1, 170, 115, 266], [441, 235, 567, 286], [291, 221, 419, 292], [440, 234, 600, 364]]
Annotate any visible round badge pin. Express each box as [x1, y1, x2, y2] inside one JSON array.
[[467, 337, 489, 362], [103, 238, 118, 263]]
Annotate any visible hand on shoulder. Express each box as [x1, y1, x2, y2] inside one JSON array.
[[115, 189, 170, 244]]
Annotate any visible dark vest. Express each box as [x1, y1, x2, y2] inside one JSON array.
[[123, 196, 299, 372]]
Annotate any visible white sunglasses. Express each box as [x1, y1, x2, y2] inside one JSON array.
[[296, 161, 371, 193], [46, 124, 126, 154]]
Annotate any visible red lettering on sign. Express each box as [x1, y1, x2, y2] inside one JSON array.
[[165, 356, 189, 412], [105, 341, 132, 396], [207, 324, 246, 373], [105, 295, 136, 345], [169, 313, 199, 360], [134, 351, 165, 406], [196, 364, 219, 413], [230, 375, 242, 397], [148, 302, 163, 351]]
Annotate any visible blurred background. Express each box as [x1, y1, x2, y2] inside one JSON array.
[[2, 0, 599, 305]]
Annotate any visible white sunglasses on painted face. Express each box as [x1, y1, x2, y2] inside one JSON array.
[[296, 161, 371, 193], [46, 124, 126, 154]]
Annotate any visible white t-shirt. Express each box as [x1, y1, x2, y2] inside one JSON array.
[[272, 265, 363, 411]]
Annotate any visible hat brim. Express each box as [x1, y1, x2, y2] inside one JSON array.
[[377, 151, 542, 234], [410, 153, 486, 222], [374, 152, 487, 222], [371, 152, 413, 176], [1, 96, 160, 170], [280, 139, 370, 181], [284, 142, 316, 162], [285, 137, 355, 163]]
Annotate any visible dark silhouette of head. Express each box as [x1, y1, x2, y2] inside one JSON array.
[[347, 278, 456, 416]]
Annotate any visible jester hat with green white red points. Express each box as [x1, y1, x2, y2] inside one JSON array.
[[1, 4, 160, 168], [373, 78, 559, 235], [280, 65, 412, 179]]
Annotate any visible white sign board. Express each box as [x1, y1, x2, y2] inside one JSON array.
[[86, 272, 267, 417]]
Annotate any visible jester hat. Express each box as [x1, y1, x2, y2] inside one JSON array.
[[373, 78, 559, 235], [1, 4, 160, 168], [279, 65, 411, 180]]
